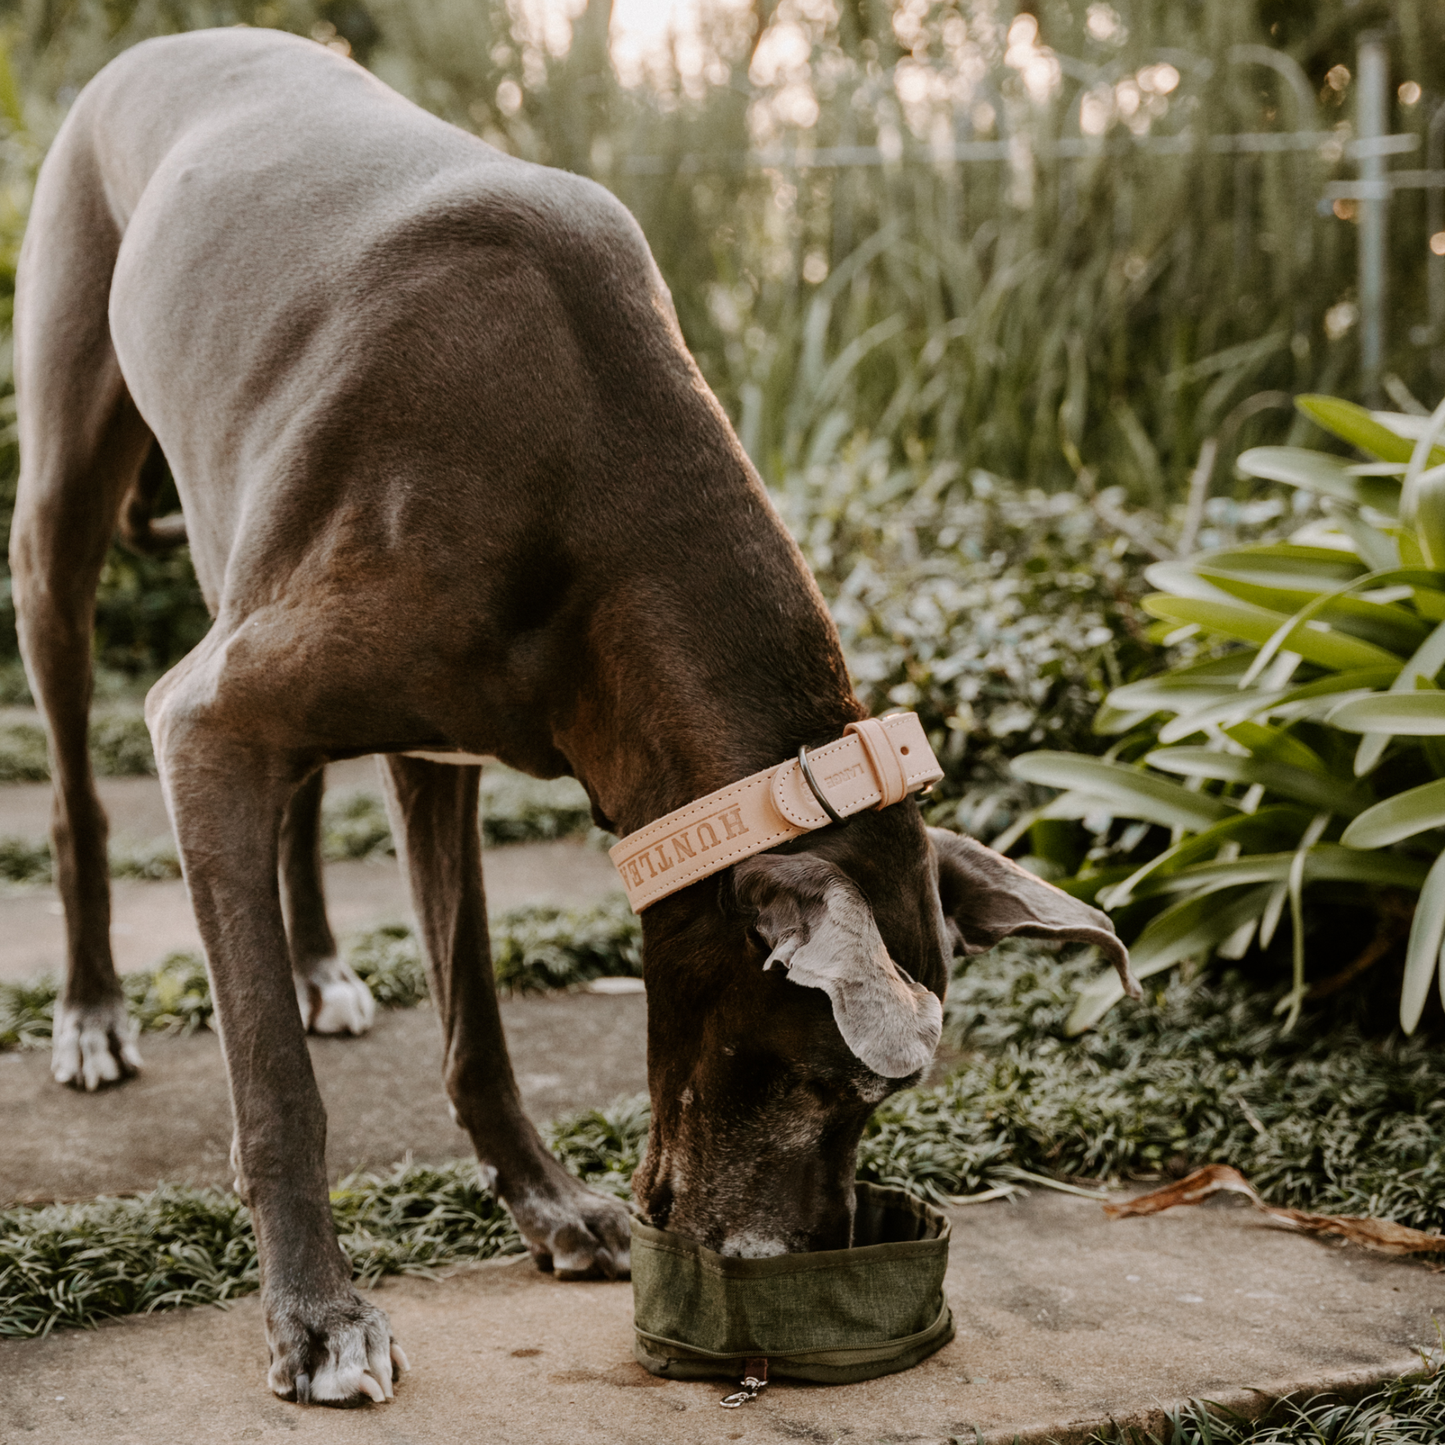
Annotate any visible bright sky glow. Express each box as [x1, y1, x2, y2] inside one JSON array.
[[524, 0, 698, 81], [612, 0, 695, 51]]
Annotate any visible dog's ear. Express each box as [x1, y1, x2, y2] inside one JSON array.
[[732, 853, 942, 1079], [928, 828, 1140, 998]]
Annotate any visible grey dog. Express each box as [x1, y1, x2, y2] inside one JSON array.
[[12, 27, 1134, 1405]]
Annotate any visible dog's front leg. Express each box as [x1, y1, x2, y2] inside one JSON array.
[[381, 755, 632, 1279], [152, 703, 404, 1405]]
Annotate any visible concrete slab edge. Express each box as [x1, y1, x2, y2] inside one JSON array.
[[960, 1358, 1432, 1445]]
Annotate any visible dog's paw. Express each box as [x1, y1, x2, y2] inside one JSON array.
[[513, 1174, 633, 1281], [267, 1289, 406, 1407], [295, 958, 376, 1036], [51, 998, 143, 1090]]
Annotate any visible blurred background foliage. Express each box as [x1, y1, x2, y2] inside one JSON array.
[[0, 0, 1438, 814]]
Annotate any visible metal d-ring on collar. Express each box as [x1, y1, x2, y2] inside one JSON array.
[[797, 744, 847, 827]]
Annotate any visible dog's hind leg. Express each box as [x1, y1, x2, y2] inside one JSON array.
[[10, 119, 159, 1088], [280, 768, 375, 1036], [381, 755, 631, 1279]]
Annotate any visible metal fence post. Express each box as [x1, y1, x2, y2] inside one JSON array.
[[1429, 100, 1445, 389], [1357, 31, 1390, 403]]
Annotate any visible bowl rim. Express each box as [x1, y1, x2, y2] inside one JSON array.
[[629, 1180, 952, 1282]]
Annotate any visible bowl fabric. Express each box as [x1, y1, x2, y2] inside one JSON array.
[[631, 1182, 954, 1384]]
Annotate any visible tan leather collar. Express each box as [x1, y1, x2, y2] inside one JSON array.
[[610, 714, 944, 911]]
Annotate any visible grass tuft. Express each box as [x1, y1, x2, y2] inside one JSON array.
[[1089, 1368, 1445, 1444], [320, 790, 395, 861], [319, 773, 596, 860], [479, 769, 595, 847], [491, 896, 641, 994], [328, 1159, 523, 1287], [346, 926, 431, 1009], [0, 835, 52, 883], [0, 1186, 259, 1338], [0, 974, 56, 1050], [86, 712, 159, 778], [343, 898, 643, 1005], [0, 1097, 648, 1339], [107, 836, 182, 881], [0, 722, 51, 783], [124, 952, 215, 1036], [0, 833, 183, 886], [0, 712, 160, 784], [0, 899, 643, 1050], [542, 1095, 651, 1201]]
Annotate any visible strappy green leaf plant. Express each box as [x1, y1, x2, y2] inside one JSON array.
[[1013, 393, 1445, 1036]]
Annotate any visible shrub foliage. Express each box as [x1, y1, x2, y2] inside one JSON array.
[[1016, 396, 1445, 1033]]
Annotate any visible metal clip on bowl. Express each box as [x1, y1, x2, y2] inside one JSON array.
[[720, 1358, 769, 1407]]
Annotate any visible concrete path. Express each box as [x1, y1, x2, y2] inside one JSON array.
[[1, 1191, 1437, 1445], [0, 994, 650, 1204]]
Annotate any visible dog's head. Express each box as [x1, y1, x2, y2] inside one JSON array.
[[631, 805, 1134, 1255]]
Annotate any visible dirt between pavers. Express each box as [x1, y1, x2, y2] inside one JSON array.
[[1, 1193, 1439, 1445]]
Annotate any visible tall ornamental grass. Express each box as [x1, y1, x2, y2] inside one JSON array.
[[0, 2, 1434, 670]]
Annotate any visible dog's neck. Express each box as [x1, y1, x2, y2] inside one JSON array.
[[552, 556, 863, 841]]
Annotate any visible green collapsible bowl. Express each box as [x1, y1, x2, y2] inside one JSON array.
[[631, 1181, 954, 1385]]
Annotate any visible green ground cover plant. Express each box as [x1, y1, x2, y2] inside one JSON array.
[[343, 896, 642, 1002], [479, 768, 596, 845], [0, 710, 155, 782], [0, 834, 185, 885], [784, 443, 1157, 835], [0, 897, 644, 1049], [1013, 395, 1445, 1034], [4, 941, 1439, 1341], [922, 945, 1445, 1230], [316, 773, 597, 860], [1084, 1368, 1445, 1445]]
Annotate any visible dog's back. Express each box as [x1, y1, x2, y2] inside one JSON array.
[[47, 32, 702, 599], [20, 28, 808, 769]]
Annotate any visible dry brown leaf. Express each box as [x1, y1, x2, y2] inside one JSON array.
[[1104, 1164, 1445, 1255]]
